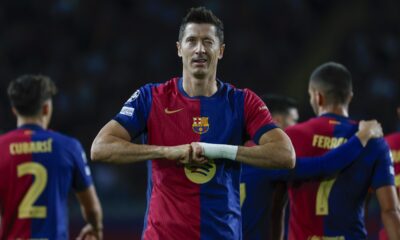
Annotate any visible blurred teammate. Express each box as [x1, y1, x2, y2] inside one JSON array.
[[278, 62, 400, 239], [241, 95, 384, 240], [380, 104, 400, 240], [0, 75, 102, 239], [91, 6, 295, 240]]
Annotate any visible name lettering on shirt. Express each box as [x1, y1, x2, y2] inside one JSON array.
[[10, 139, 53, 155]]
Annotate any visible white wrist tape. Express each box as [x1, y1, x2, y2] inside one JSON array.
[[198, 143, 238, 161]]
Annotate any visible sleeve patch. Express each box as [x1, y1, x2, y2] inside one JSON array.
[[120, 106, 135, 116]]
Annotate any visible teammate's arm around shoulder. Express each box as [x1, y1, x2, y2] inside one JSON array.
[[91, 120, 192, 164], [376, 186, 400, 240], [76, 186, 103, 240], [237, 128, 296, 169]]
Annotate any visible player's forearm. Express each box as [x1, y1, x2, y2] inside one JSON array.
[[236, 141, 295, 169], [91, 134, 167, 163], [381, 208, 400, 240], [77, 186, 103, 233], [81, 204, 103, 232]]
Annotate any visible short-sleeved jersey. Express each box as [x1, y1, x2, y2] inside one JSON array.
[[114, 77, 276, 240], [241, 136, 364, 240], [379, 132, 400, 240], [385, 132, 400, 193], [0, 124, 93, 239], [286, 113, 394, 240], [241, 141, 276, 240]]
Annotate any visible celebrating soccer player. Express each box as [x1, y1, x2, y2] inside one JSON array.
[[0, 75, 103, 239], [241, 94, 385, 240], [380, 103, 400, 240], [91, 6, 296, 239], [275, 62, 400, 239]]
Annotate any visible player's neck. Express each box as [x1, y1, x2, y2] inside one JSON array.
[[17, 116, 47, 129], [182, 74, 218, 97], [318, 105, 349, 117]]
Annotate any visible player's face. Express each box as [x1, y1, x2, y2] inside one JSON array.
[[273, 108, 299, 129], [177, 23, 225, 79], [283, 108, 299, 128]]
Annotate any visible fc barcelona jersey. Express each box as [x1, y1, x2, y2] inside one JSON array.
[[114, 77, 276, 240], [286, 113, 394, 240], [0, 124, 93, 239], [379, 132, 400, 240], [386, 132, 400, 193]]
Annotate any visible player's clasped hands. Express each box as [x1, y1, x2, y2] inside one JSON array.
[[164, 143, 209, 165]]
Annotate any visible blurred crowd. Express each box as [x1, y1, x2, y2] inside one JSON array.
[[0, 0, 399, 238]]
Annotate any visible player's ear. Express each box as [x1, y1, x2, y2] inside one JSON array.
[[218, 43, 225, 59], [42, 100, 51, 115], [397, 106, 400, 120], [316, 91, 324, 106], [11, 107, 18, 116], [176, 41, 182, 57]]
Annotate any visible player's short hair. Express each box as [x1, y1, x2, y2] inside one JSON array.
[[178, 6, 224, 44], [309, 62, 353, 105], [261, 94, 297, 115], [7, 74, 57, 116]]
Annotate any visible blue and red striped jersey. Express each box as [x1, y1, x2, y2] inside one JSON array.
[[286, 114, 394, 240], [286, 113, 394, 240], [241, 136, 365, 240], [0, 124, 92, 239], [379, 131, 400, 240], [114, 77, 277, 240]]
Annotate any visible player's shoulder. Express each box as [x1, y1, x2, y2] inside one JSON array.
[[45, 130, 82, 149], [285, 118, 317, 135], [0, 128, 25, 143], [150, 77, 179, 95], [365, 137, 390, 154]]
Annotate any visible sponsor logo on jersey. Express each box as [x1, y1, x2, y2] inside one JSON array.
[[10, 139, 53, 155], [164, 108, 184, 114], [120, 106, 135, 116], [184, 160, 216, 184], [312, 134, 347, 150], [192, 117, 209, 134]]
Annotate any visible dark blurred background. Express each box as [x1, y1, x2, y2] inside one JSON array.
[[0, 0, 399, 239]]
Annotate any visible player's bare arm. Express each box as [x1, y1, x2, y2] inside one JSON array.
[[75, 186, 103, 240], [376, 185, 400, 240], [190, 128, 295, 168], [91, 120, 192, 164], [237, 128, 295, 168]]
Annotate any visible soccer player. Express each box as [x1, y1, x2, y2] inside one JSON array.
[[279, 62, 400, 239], [241, 95, 384, 240], [0, 75, 103, 239], [91, 6, 295, 240], [380, 104, 400, 240]]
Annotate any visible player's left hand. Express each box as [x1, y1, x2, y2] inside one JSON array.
[[190, 142, 209, 164], [76, 223, 103, 240]]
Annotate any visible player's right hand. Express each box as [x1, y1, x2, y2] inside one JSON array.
[[164, 144, 193, 164], [76, 223, 103, 240], [356, 120, 383, 147]]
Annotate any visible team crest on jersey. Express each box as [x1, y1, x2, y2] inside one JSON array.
[[184, 160, 216, 184], [192, 117, 209, 134]]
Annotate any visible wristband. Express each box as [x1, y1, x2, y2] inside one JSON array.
[[198, 143, 238, 160]]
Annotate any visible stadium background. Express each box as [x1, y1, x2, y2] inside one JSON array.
[[0, 0, 399, 239]]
